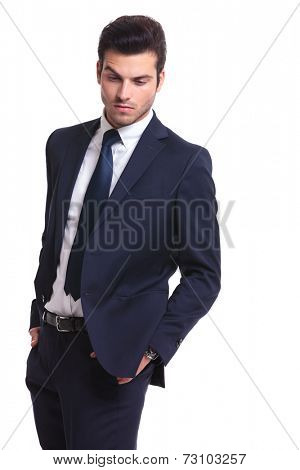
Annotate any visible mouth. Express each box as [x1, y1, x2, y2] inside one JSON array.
[[114, 104, 134, 112]]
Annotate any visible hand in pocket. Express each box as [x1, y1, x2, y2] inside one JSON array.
[[29, 326, 40, 348], [89, 351, 152, 385]]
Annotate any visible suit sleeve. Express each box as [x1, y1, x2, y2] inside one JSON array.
[[148, 147, 221, 365], [29, 131, 56, 331]]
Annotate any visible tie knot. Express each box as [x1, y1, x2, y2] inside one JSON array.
[[102, 128, 121, 148]]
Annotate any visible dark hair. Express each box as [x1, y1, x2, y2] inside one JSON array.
[[97, 15, 167, 88]]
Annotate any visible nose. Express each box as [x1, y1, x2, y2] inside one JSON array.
[[117, 81, 131, 102]]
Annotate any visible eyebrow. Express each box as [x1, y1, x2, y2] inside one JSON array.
[[103, 65, 153, 80]]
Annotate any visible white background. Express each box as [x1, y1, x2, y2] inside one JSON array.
[[1, 0, 300, 468]]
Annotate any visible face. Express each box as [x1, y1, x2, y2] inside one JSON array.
[[96, 49, 165, 128]]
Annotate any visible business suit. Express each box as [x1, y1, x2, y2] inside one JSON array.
[[25, 109, 221, 448]]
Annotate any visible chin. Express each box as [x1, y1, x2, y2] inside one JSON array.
[[112, 113, 136, 125]]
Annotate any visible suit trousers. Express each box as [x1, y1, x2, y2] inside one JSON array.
[[25, 316, 156, 450]]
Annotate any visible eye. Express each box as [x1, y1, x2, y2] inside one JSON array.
[[135, 81, 147, 86], [108, 76, 120, 81]]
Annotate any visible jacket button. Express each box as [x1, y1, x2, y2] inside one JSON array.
[[176, 338, 183, 348]]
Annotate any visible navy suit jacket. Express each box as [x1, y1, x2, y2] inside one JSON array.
[[30, 110, 221, 388]]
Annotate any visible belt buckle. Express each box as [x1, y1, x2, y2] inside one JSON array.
[[56, 315, 71, 332]]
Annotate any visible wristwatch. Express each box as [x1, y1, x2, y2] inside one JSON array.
[[144, 345, 159, 361]]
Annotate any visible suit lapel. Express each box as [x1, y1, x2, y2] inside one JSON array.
[[54, 118, 100, 261]]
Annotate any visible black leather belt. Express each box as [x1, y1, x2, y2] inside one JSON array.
[[42, 308, 86, 332]]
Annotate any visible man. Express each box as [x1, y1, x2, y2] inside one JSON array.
[[25, 15, 221, 450]]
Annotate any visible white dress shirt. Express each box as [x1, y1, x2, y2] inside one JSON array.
[[44, 106, 154, 317]]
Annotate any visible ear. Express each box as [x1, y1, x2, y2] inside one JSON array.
[[96, 60, 102, 84], [157, 69, 165, 92]]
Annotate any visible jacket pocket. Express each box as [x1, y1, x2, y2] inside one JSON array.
[[112, 289, 168, 300]]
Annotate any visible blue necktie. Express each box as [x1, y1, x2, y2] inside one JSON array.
[[64, 128, 121, 300]]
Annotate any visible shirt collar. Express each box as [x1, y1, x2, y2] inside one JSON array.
[[100, 106, 154, 150]]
